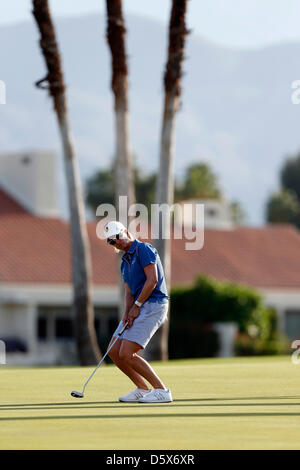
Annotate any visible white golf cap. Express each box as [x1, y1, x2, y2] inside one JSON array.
[[103, 221, 127, 241]]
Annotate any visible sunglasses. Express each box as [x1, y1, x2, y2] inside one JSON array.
[[107, 233, 120, 245]]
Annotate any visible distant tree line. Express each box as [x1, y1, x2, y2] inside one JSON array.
[[85, 161, 246, 224]]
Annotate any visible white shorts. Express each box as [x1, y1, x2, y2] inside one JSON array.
[[112, 300, 169, 349]]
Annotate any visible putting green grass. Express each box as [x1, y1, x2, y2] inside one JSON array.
[[0, 355, 300, 449]]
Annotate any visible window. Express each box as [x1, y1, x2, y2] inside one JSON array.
[[37, 306, 71, 342], [285, 310, 300, 340], [37, 305, 118, 344], [108, 317, 119, 336], [38, 317, 47, 340], [206, 208, 217, 217], [55, 318, 73, 339]]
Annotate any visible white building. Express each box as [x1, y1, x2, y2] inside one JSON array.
[[1, 151, 300, 365], [174, 198, 234, 230]]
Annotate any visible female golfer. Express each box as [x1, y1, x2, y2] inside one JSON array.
[[104, 220, 172, 403]]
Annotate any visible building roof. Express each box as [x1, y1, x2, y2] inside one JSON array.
[[1, 188, 300, 289]]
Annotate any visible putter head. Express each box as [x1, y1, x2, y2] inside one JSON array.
[[71, 390, 84, 398]]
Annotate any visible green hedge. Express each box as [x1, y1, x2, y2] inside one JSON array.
[[169, 275, 287, 359]]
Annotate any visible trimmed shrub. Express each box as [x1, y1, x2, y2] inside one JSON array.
[[169, 275, 286, 359]]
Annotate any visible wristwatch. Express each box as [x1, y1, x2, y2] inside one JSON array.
[[135, 300, 143, 308]]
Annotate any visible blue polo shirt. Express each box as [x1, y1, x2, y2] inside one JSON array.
[[121, 239, 169, 303]]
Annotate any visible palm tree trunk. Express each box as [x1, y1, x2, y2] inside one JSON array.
[[147, 0, 189, 361], [32, 0, 101, 365], [106, 0, 135, 215], [106, 0, 135, 321]]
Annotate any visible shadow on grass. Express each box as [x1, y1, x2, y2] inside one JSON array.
[[1, 411, 300, 422], [1, 401, 300, 412], [0, 395, 299, 410], [0, 401, 118, 408], [0, 396, 300, 412]]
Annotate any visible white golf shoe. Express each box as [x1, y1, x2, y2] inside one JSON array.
[[119, 388, 152, 403], [138, 388, 173, 403]]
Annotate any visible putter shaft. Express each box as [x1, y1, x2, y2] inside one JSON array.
[[80, 321, 128, 395]]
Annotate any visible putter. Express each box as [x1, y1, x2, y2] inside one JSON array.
[[71, 321, 128, 398]]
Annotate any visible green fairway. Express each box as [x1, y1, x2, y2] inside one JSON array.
[[0, 355, 300, 449]]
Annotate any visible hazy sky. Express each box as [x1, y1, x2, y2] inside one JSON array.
[[3, 0, 300, 49]]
